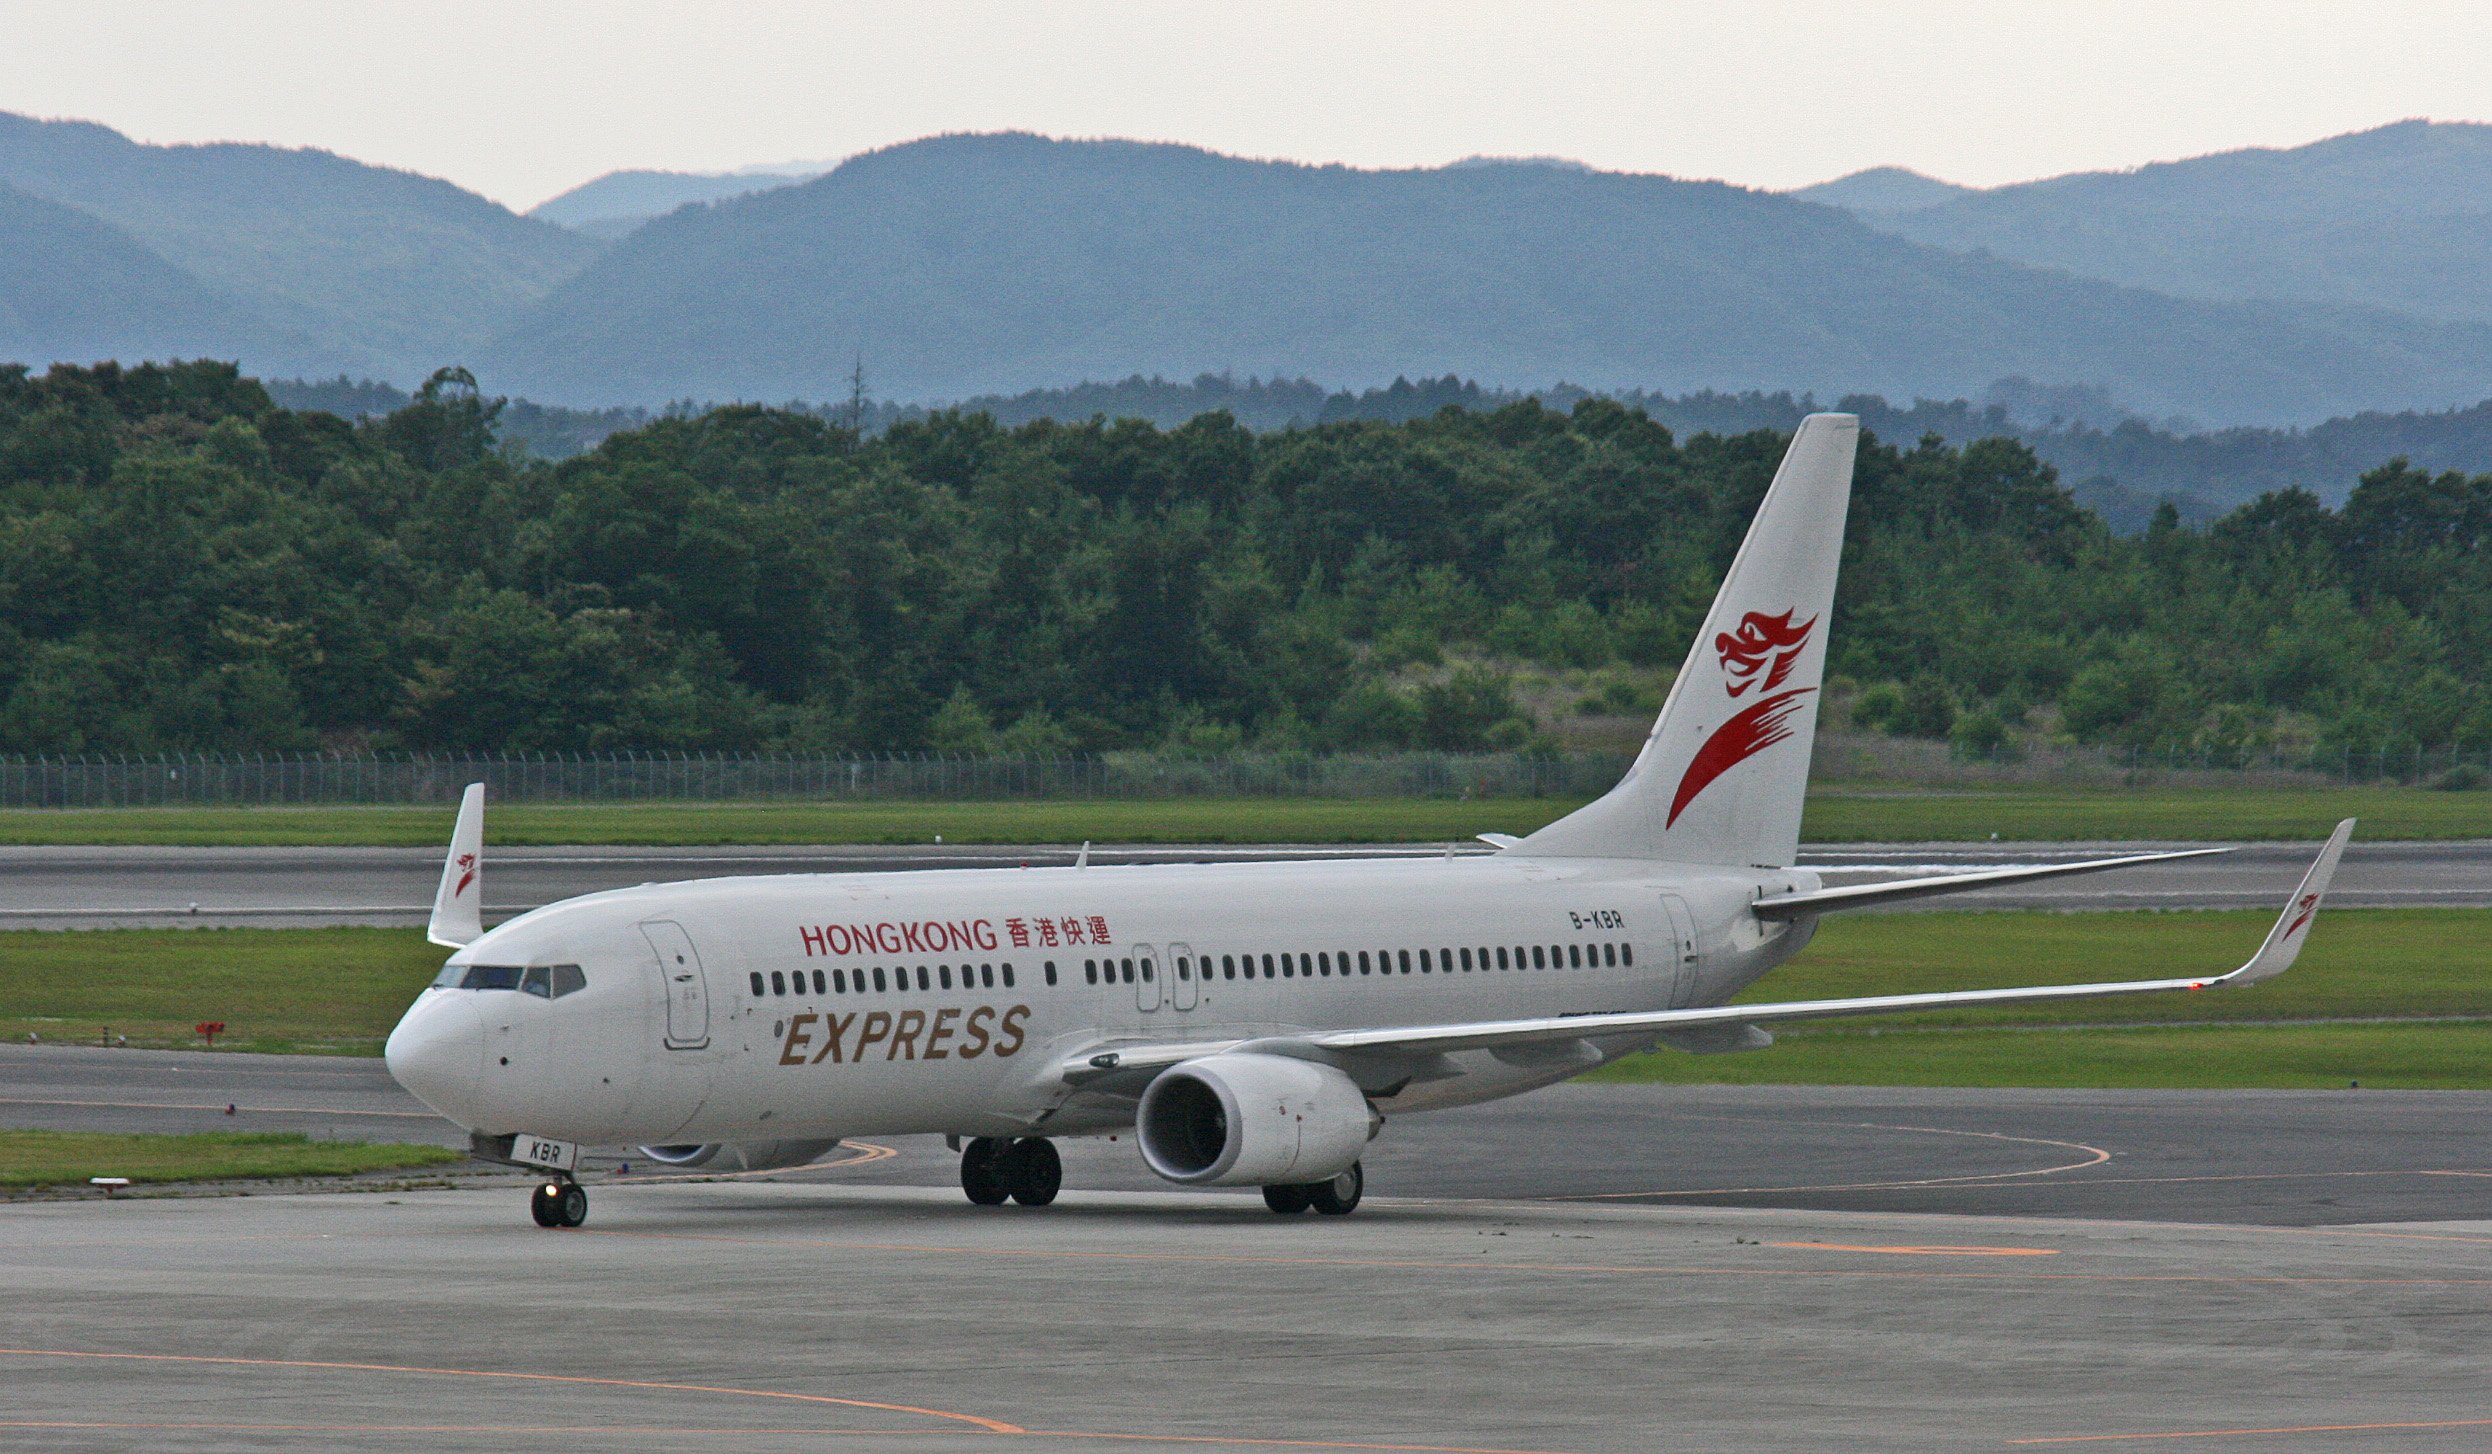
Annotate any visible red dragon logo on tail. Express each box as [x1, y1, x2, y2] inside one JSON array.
[[1668, 610, 1819, 827], [1715, 609, 1816, 697]]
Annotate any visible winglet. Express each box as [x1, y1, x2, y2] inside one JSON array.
[[2214, 818, 2353, 987], [427, 783, 486, 949]]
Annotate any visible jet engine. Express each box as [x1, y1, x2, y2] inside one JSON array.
[[635, 1140, 843, 1172], [1136, 1052, 1378, 1186]]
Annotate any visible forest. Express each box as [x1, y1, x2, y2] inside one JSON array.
[[2, 360, 2485, 763]]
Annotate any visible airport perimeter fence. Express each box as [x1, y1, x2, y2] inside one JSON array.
[[0, 739, 2484, 809]]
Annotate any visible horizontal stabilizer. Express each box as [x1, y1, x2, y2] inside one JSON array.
[[1752, 846, 2230, 918]]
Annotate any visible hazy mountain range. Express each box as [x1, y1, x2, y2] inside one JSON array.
[[10, 112, 2492, 428], [527, 161, 830, 238]]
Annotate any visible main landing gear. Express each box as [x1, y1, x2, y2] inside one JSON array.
[[960, 1136, 1061, 1207], [529, 1177, 588, 1228], [1263, 1162, 1362, 1216]]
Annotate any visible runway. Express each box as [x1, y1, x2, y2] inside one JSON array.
[[8, 1044, 2489, 1227], [1, 837, 2482, 929], [7, 1047, 2492, 1451]]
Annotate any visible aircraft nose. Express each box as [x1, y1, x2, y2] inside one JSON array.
[[384, 991, 487, 1128]]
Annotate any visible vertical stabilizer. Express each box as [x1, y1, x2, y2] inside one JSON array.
[[1515, 414, 1858, 867], [428, 782, 486, 948]]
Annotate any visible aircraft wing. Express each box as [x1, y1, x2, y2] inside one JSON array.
[[1752, 846, 2228, 919], [1061, 819, 2350, 1083]]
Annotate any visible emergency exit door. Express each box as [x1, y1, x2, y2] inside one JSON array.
[[1656, 894, 1702, 1008]]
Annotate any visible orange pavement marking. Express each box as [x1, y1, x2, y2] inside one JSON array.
[[1028, 1434, 1585, 1453], [2009, 1416, 2492, 1444], [579, 1227, 2492, 1286], [0, 1348, 1023, 1434], [0, 1351, 1591, 1454], [0, 1422, 944, 1437], [1773, 1242, 2060, 1257]]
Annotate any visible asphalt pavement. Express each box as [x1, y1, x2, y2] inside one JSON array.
[[6, 1044, 2491, 1452], [0, 837, 2480, 929]]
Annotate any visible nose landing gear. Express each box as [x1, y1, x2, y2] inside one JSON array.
[[530, 1178, 588, 1228], [959, 1136, 1061, 1207]]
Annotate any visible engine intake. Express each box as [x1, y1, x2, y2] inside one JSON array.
[[635, 1139, 842, 1172], [1137, 1052, 1377, 1186]]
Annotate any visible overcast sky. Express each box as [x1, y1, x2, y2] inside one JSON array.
[[6, 1, 2491, 211]]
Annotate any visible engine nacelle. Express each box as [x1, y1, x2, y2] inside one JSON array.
[[635, 1139, 843, 1172], [1137, 1052, 1378, 1187]]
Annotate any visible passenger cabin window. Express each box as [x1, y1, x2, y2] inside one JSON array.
[[1002, 964, 1016, 988], [1622, 943, 1634, 966], [748, 971, 765, 996], [1045, 961, 1059, 986]]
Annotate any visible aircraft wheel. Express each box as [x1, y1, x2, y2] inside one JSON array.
[[960, 1137, 1010, 1206], [1262, 1183, 1312, 1215], [557, 1180, 589, 1227], [1004, 1137, 1061, 1206], [530, 1181, 564, 1227], [1308, 1163, 1363, 1216]]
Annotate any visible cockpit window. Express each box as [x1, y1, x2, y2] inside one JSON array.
[[436, 963, 585, 995]]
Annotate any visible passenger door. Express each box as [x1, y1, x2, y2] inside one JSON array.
[[641, 920, 711, 1049], [1657, 894, 1702, 1008], [1132, 942, 1162, 1013]]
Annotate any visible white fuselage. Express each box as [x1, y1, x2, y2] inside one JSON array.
[[383, 854, 1822, 1149]]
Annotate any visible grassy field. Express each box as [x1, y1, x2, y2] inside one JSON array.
[[1572, 906, 2492, 1089], [0, 910, 2483, 1085], [0, 927, 442, 1055], [1582, 1021, 2492, 1090], [0, 1128, 463, 1188], [0, 783, 2478, 846]]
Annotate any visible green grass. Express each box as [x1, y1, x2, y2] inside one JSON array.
[[0, 927, 442, 1055], [1582, 1021, 2492, 1090], [1577, 906, 2492, 1090], [0, 798, 1588, 848], [1801, 784, 2489, 843], [0, 783, 2477, 845], [0, 1128, 463, 1188], [1, 912, 2483, 1090], [1728, 908, 2487, 1026]]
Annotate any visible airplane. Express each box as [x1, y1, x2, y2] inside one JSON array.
[[382, 413, 2355, 1228]]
